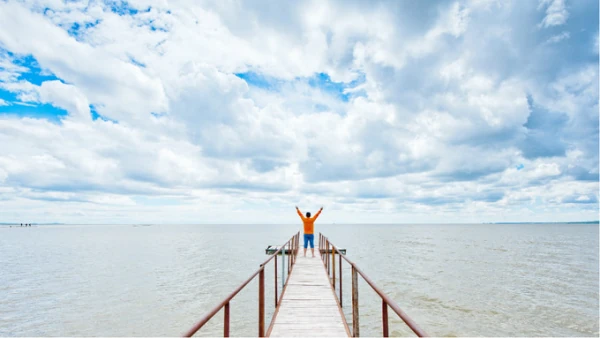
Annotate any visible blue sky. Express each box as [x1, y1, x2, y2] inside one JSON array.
[[0, 0, 598, 224]]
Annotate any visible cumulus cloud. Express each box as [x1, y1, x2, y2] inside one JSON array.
[[0, 0, 597, 224], [538, 0, 569, 28]]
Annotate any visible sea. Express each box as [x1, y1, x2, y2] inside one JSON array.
[[0, 223, 598, 337]]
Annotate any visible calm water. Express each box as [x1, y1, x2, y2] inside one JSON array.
[[0, 223, 598, 337]]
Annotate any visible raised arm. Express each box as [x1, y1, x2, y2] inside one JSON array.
[[312, 206, 323, 220], [296, 206, 305, 220]]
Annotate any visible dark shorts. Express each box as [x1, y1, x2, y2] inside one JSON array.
[[303, 234, 314, 248]]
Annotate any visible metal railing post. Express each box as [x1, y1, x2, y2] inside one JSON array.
[[224, 302, 230, 337], [339, 253, 343, 306], [274, 255, 278, 307], [291, 236, 295, 267], [281, 243, 285, 289], [382, 300, 389, 337], [320, 235, 322, 259], [325, 239, 328, 269], [322, 236, 326, 260], [319, 234, 322, 253], [327, 240, 330, 276], [259, 268, 265, 337], [183, 233, 302, 338], [293, 238, 296, 266], [184, 233, 429, 338], [352, 266, 359, 337], [332, 246, 336, 289]]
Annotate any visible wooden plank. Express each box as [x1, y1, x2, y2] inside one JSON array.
[[270, 325, 347, 332], [276, 305, 339, 309], [268, 255, 349, 337], [273, 317, 346, 323], [271, 325, 346, 330], [269, 330, 346, 337]]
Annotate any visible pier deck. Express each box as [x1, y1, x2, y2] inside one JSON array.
[[267, 255, 350, 337], [266, 245, 346, 255]]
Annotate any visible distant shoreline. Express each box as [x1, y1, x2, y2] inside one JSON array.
[[1, 221, 598, 225], [486, 221, 599, 225]]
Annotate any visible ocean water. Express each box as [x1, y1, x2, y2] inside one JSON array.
[[0, 223, 598, 337]]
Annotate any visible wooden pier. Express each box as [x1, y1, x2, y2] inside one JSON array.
[[183, 232, 428, 338], [267, 255, 350, 337]]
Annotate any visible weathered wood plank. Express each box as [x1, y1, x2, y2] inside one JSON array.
[[268, 255, 348, 337], [273, 317, 345, 324]]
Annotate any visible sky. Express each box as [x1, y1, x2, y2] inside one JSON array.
[[0, 0, 598, 224]]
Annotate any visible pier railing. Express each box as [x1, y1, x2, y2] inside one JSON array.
[[183, 232, 300, 337], [319, 233, 429, 337]]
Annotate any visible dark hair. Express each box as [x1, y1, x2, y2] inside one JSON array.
[[306, 212, 311, 218]]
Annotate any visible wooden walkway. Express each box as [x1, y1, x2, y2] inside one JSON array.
[[267, 255, 350, 337]]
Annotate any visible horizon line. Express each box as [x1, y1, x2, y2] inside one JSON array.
[[1, 221, 598, 225]]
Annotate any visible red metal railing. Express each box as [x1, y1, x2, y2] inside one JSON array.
[[183, 232, 300, 337], [319, 233, 429, 337]]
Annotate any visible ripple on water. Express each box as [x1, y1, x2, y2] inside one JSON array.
[[0, 223, 598, 337]]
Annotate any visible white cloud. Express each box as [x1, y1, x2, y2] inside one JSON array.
[[538, 0, 569, 28], [546, 31, 570, 44], [0, 51, 29, 82], [0, 0, 597, 224], [38, 81, 91, 119], [0, 1, 168, 122]]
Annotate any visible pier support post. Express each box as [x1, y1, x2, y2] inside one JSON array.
[[327, 240, 330, 276], [382, 300, 389, 337], [274, 256, 278, 307], [352, 266, 359, 337], [259, 268, 265, 337], [281, 245, 285, 289], [339, 253, 343, 306], [287, 243, 291, 275], [332, 246, 336, 289], [224, 302, 230, 337]]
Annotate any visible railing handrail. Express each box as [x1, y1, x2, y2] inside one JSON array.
[[182, 269, 261, 337], [183, 231, 300, 337], [320, 233, 429, 337]]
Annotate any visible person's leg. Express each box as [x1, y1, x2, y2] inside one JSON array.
[[303, 234, 308, 257], [309, 234, 315, 257]]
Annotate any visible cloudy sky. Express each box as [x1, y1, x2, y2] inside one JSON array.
[[0, 0, 598, 224]]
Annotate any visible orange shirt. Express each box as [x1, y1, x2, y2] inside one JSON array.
[[297, 208, 322, 234]]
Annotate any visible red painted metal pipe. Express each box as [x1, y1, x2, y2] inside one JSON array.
[[339, 253, 343, 307], [258, 269, 265, 337], [182, 268, 260, 337], [274, 254, 278, 307], [382, 300, 389, 337], [224, 302, 230, 337], [183, 232, 299, 337], [322, 235, 429, 337]]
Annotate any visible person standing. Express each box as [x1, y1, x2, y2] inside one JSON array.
[[295, 206, 323, 258]]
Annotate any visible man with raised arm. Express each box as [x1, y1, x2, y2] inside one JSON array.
[[295, 206, 323, 258]]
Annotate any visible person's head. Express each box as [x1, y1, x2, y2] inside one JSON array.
[[306, 212, 311, 218]]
